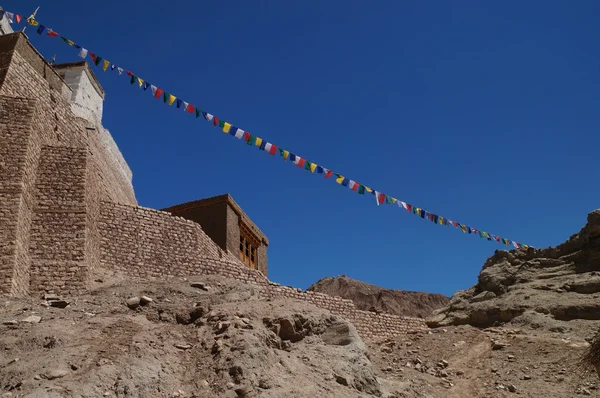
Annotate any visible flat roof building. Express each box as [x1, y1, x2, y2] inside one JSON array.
[[162, 194, 269, 277]]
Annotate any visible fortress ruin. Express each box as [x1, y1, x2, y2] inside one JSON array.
[[0, 31, 425, 338]]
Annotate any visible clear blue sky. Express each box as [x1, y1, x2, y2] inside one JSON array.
[[4, 1, 599, 296]]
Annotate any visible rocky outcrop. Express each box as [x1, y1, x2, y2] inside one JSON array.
[[307, 275, 449, 318], [428, 209, 600, 329]]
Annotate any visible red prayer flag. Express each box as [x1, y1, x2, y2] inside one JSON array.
[[154, 88, 164, 99], [187, 105, 195, 114], [89, 52, 97, 64], [15, 15, 22, 23], [243, 132, 250, 142], [47, 30, 59, 37], [268, 145, 278, 155], [213, 117, 219, 127], [324, 170, 333, 178]]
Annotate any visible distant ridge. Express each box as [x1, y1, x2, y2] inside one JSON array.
[[307, 275, 450, 318]]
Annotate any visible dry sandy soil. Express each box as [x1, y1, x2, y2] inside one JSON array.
[[1, 272, 599, 398]]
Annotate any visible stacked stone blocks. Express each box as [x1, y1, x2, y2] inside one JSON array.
[[0, 32, 427, 339]]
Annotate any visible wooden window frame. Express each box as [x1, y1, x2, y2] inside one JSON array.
[[239, 223, 259, 270]]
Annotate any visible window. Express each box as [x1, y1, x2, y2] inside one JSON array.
[[239, 224, 259, 270]]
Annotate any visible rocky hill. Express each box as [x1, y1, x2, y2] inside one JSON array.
[[2, 271, 599, 398], [307, 276, 449, 318], [428, 209, 600, 331]]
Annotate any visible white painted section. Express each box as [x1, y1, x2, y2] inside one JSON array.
[[59, 66, 104, 124], [0, 14, 14, 35], [55, 65, 133, 188]]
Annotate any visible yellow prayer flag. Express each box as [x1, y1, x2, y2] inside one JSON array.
[[103, 60, 110, 72], [28, 18, 39, 27], [255, 137, 263, 147], [283, 150, 289, 161], [309, 163, 317, 173], [67, 40, 74, 46], [335, 175, 344, 184], [222, 122, 231, 134], [461, 225, 467, 233], [439, 216, 445, 225], [390, 197, 398, 204], [364, 186, 373, 193], [137, 77, 144, 88], [168, 94, 176, 106]]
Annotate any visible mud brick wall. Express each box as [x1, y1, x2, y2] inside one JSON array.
[[259, 285, 427, 339], [0, 96, 37, 296], [0, 33, 135, 206], [0, 32, 426, 338], [98, 202, 266, 283], [28, 146, 88, 294]]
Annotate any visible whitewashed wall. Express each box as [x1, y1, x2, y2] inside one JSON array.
[[0, 13, 14, 35], [62, 67, 104, 123]]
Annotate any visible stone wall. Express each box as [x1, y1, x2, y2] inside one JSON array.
[[0, 32, 135, 295], [0, 32, 426, 338], [98, 202, 427, 339]]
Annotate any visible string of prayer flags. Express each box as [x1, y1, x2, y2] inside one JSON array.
[[8, 10, 532, 250]]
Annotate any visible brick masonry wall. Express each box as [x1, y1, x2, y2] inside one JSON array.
[[0, 33, 426, 338], [0, 96, 37, 296], [28, 146, 88, 294], [99, 202, 427, 339], [0, 33, 135, 206]]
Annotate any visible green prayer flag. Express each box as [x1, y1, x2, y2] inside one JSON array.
[[61, 36, 69, 44], [386, 196, 394, 204], [218, 120, 225, 128], [304, 161, 311, 170], [195, 108, 201, 118], [95, 56, 102, 66], [358, 185, 365, 195], [247, 135, 256, 146], [130, 75, 136, 84], [163, 92, 169, 103]]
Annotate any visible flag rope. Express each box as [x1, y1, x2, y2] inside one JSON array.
[[0, 8, 532, 250]]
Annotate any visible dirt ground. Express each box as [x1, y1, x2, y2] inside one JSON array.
[[1, 273, 599, 397]]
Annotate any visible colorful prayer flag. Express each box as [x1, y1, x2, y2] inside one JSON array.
[[293, 156, 306, 168], [78, 48, 88, 59], [222, 122, 232, 134], [168, 94, 176, 106], [47, 28, 59, 37], [36, 25, 46, 35], [234, 128, 245, 139], [103, 60, 110, 72], [263, 142, 278, 155], [176, 98, 183, 108]]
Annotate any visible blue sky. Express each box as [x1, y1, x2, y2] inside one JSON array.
[[4, 1, 599, 296]]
